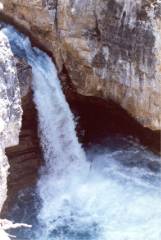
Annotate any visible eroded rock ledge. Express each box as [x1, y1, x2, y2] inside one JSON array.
[[1, 0, 161, 130]]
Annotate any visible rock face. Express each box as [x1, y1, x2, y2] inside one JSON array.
[[1, 0, 161, 130], [6, 58, 42, 200], [0, 31, 22, 212], [0, 29, 42, 214]]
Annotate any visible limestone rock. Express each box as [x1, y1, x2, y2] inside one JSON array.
[[1, 0, 161, 130], [5, 57, 42, 208], [15, 57, 32, 98], [0, 31, 41, 214], [0, 31, 22, 212]]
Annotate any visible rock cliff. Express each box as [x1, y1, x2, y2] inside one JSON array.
[[6, 58, 41, 203], [1, 0, 161, 130], [0, 29, 41, 215], [0, 31, 22, 212]]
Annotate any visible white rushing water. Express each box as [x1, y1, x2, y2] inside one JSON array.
[[3, 25, 161, 240]]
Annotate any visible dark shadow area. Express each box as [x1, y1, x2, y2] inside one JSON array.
[[71, 95, 160, 154], [61, 65, 161, 155]]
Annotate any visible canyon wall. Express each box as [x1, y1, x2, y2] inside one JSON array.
[[1, 0, 161, 131], [0, 31, 22, 212], [0, 28, 41, 214], [6, 58, 41, 202]]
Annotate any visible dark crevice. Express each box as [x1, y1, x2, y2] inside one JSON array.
[[61, 65, 161, 155]]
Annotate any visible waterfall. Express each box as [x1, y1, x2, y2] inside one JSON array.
[[2, 25, 90, 239], [30, 47, 89, 239], [3, 25, 161, 240]]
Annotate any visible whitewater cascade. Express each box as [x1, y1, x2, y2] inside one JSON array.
[[3, 25, 161, 240], [2, 25, 90, 239]]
